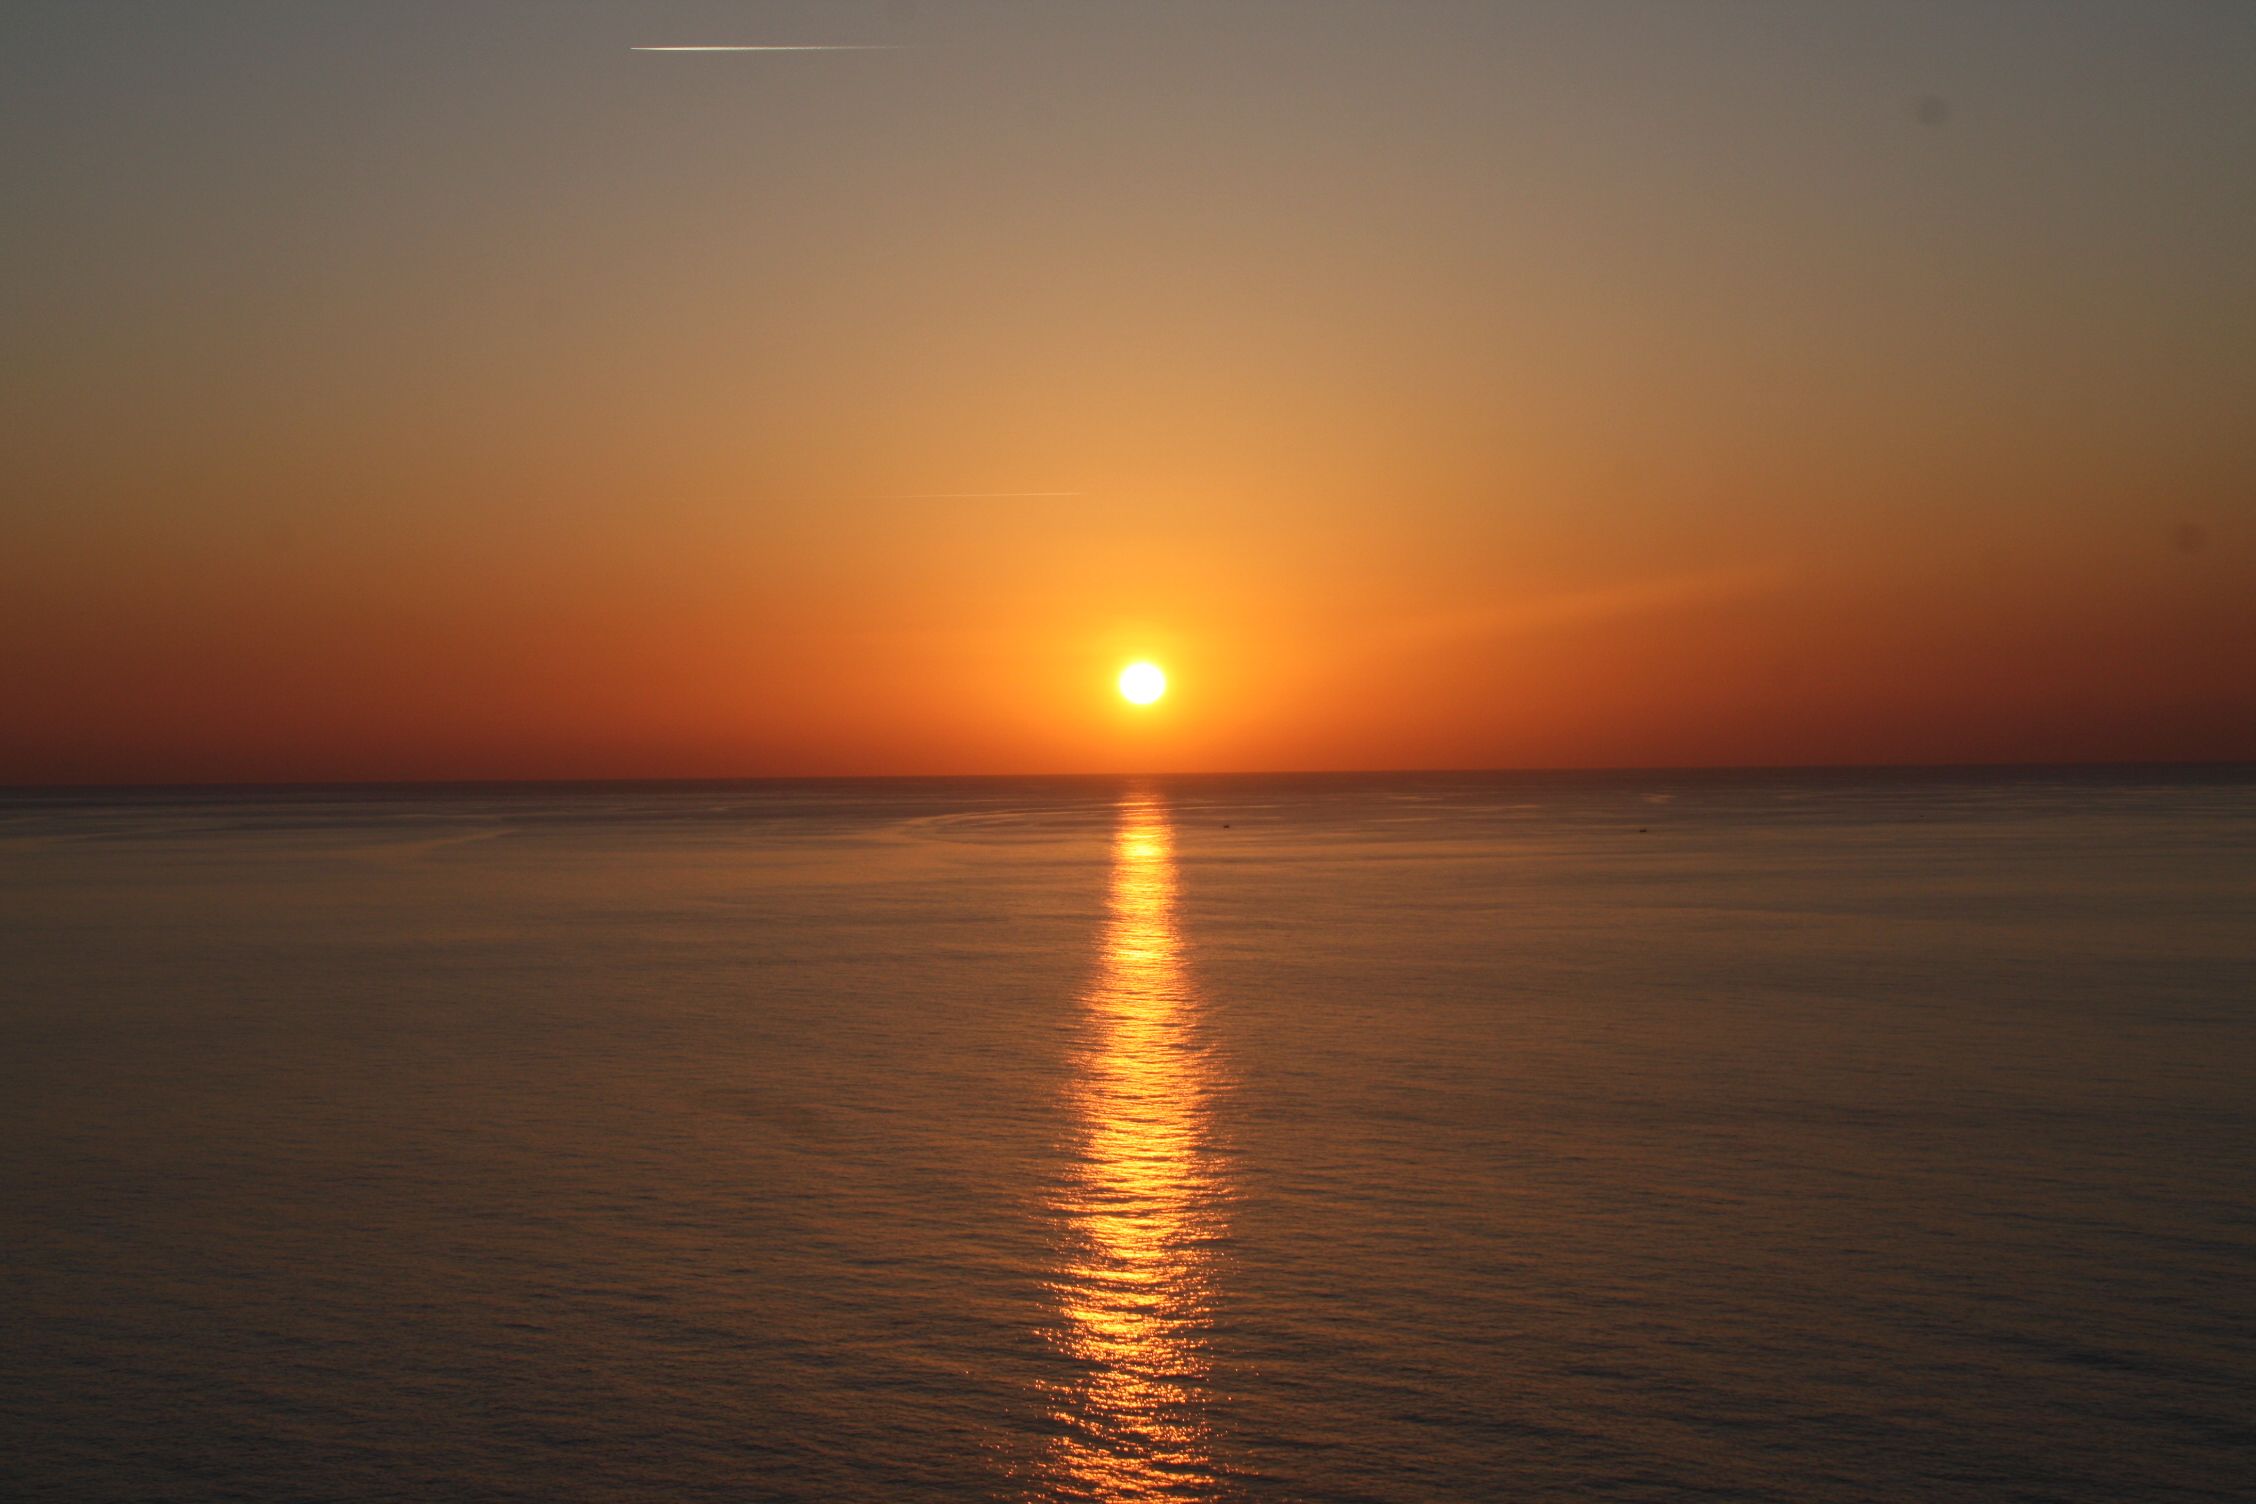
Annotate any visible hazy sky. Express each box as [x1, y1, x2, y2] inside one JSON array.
[[4, 1, 2251, 780]]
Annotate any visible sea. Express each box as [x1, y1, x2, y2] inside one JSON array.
[[2, 769, 2251, 1502]]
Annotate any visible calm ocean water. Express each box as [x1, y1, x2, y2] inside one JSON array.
[[3, 770, 2252, 1502]]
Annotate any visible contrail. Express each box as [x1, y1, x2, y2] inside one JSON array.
[[879, 491, 1088, 500], [630, 44, 901, 52]]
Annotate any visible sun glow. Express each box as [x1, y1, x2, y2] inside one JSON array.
[[1118, 662, 1167, 705]]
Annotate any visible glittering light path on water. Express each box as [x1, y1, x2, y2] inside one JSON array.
[[1034, 795, 1230, 1501]]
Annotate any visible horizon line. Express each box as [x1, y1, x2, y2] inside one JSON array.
[[5, 756, 2251, 795]]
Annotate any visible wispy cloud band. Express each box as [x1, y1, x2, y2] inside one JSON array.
[[629, 45, 901, 53]]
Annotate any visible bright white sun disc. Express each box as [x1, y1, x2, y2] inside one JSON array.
[[1118, 662, 1166, 705]]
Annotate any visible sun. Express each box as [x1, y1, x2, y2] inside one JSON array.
[[1117, 661, 1167, 705]]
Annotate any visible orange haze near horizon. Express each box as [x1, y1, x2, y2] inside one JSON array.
[[3, 2, 2252, 783]]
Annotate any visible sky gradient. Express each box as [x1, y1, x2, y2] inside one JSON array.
[[4, 1, 2252, 781]]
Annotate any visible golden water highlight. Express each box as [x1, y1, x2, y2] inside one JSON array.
[[1034, 795, 1230, 1499]]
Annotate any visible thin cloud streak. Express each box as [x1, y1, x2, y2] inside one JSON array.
[[629, 45, 902, 53], [876, 491, 1089, 500], [1387, 562, 1796, 650]]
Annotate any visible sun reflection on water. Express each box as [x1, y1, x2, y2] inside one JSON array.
[[1035, 794, 1230, 1501]]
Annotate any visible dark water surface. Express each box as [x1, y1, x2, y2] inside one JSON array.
[[3, 770, 2252, 1502]]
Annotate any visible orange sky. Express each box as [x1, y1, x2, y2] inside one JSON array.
[[3, 2, 2251, 781]]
